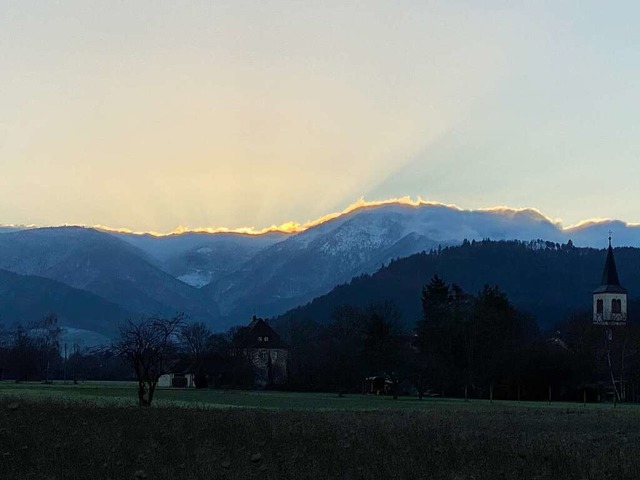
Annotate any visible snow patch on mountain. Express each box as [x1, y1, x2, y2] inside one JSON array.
[[178, 270, 213, 288]]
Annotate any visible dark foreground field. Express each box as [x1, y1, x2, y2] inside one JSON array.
[[2, 390, 640, 479]]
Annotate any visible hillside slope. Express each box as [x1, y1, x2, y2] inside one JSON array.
[[0, 268, 133, 335], [274, 240, 637, 331], [0, 227, 217, 323]]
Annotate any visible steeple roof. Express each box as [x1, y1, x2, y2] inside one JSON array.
[[593, 238, 627, 294]]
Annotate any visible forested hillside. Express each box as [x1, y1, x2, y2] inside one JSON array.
[[275, 239, 640, 331]]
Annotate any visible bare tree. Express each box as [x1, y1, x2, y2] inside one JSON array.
[[113, 314, 184, 406], [0, 320, 11, 381], [10, 323, 35, 382], [33, 313, 61, 383], [179, 322, 212, 388]]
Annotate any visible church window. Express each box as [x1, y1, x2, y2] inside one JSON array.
[[597, 299, 603, 314], [264, 336, 269, 342], [612, 299, 622, 314]]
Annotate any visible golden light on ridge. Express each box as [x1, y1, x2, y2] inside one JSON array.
[[87, 197, 569, 237], [3, 198, 637, 238]]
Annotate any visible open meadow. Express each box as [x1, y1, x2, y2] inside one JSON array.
[[2, 382, 640, 479]]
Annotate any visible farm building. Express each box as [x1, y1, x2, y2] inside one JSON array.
[[157, 372, 195, 388], [157, 359, 195, 388]]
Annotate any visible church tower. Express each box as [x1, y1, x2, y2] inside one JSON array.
[[593, 236, 627, 325]]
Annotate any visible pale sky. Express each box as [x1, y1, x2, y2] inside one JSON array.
[[2, 1, 640, 232]]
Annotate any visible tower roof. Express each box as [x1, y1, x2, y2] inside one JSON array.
[[238, 316, 288, 349], [593, 238, 627, 294]]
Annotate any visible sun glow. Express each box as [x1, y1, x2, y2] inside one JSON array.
[[88, 196, 563, 237], [4, 197, 637, 237]]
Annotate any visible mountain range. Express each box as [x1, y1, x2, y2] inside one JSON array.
[[0, 202, 638, 338]]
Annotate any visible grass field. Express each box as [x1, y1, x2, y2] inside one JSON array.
[[2, 382, 640, 479], [0, 380, 629, 411]]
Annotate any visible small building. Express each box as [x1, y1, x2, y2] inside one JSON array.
[[237, 316, 288, 389], [364, 376, 392, 395], [157, 372, 195, 388], [157, 359, 195, 388]]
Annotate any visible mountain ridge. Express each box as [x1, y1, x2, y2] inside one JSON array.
[[1, 202, 640, 334], [3, 199, 640, 239], [204, 203, 639, 326], [0, 227, 217, 324]]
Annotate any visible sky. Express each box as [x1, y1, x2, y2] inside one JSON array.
[[2, 1, 640, 233]]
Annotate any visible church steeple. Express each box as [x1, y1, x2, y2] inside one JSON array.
[[594, 235, 626, 294], [593, 235, 627, 325]]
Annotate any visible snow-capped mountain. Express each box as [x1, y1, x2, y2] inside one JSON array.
[[2, 201, 640, 334], [202, 203, 640, 326]]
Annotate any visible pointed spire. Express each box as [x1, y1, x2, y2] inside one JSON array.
[[594, 235, 627, 294], [601, 243, 621, 286]]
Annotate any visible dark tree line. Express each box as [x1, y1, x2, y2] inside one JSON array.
[[0, 314, 66, 382], [276, 278, 540, 398], [276, 302, 406, 394], [414, 276, 540, 399], [0, 314, 130, 383], [4, 271, 640, 405], [277, 274, 640, 402], [0, 312, 262, 399]]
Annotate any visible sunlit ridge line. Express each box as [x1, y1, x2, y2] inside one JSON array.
[[2, 196, 640, 236], [565, 218, 640, 230], [92, 197, 459, 236], [92, 196, 567, 236]]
